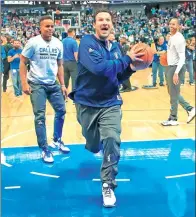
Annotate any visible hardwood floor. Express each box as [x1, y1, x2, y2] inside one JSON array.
[[1, 68, 195, 148]]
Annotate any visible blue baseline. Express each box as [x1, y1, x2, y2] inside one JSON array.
[[1, 138, 195, 217]]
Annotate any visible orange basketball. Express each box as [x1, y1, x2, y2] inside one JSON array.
[[160, 53, 168, 66], [131, 43, 154, 71]]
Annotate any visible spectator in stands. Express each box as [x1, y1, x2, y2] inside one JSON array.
[[2, 34, 12, 92], [75, 35, 81, 45], [108, 29, 116, 42], [1, 43, 6, 75], [118, 35, 133, 92], [151, 35, 167, 87], [184, 38, 195, 85], [192, 37, 196, 80], [7, 39, 23, 97], [1, 1, 195, 47]]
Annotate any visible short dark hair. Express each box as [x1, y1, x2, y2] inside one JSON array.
[[67, 28, 75, 33], [169, 17, 180, 25], [39, 15, 53, 25], [13, 39, 20, 43], [93, 9, 113, 23], [4, 34, 12, 43]]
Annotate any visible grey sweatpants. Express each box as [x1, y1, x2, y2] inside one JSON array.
[[75, 104, 122, 189], [165, 65, 192, 120], [63, 61, 78, 91]]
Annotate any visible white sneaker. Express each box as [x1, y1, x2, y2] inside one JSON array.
[[102, 183, 116, 207], [41, 149, 54, 163], [187, 107, 196, 124], [161, 119, 179, 126], [49, 139, 70, 153]]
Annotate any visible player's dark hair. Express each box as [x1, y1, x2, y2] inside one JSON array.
[[93, 9, 113, 23], [39, 15, 53, 25]]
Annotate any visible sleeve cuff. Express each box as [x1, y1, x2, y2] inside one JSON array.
[[124, 55, 132, 64]]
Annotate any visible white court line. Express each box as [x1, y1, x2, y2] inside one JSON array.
[[121, 137, 195, 143], [1, 127, 52, 145], [122, 119, 195, 125], [61, 156, 71, 161], [93, 173, 196, 182], [30, 171, 59, 178], [1, 122, 195, 148], [1, 129, 35, 144], [2, 136, 195, 148], [165, 172, 196, 179], [1, 153, 12, 167], [93, 179, 130, 182], [5, 186, 21, 189], [1, 162, 12, 167]]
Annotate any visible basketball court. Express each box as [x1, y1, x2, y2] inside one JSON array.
[[1, 4, 196, 216], [1, 67, 195, 217], [1, 138, 195, 217]]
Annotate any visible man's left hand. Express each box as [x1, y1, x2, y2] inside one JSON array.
[[61, 86, 68, 100], [173, 73, 179, 85]]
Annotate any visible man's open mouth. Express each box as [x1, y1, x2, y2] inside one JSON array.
[[101, 27, 109, 31]]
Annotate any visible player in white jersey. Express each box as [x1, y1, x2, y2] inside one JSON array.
[[20, 16, 70, 163], [161, 18, 195, 126]]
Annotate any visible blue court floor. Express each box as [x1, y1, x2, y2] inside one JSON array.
[[1, 138, 195, 217]]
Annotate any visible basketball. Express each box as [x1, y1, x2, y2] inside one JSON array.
[[160, 53, 168, 66], [131, 43, 154, 71]]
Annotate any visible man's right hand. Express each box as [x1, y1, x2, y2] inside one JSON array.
[[22, 83, 31, 95], [127, 46, 144, 62]]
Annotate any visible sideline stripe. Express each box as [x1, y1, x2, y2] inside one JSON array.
[[5, 186, 21, 189], [165, 172, 196, 179], [2, 137, 195, 148], [30, 171, 60, 178], [93, 178, 130, 182]]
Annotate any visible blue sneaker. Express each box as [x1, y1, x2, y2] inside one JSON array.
[[41, 148, 54, 163], [49, 139, 70, 153]]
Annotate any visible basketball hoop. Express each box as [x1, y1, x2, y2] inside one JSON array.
[[62, 19, 71, 33], [63, 24, 70, 33]]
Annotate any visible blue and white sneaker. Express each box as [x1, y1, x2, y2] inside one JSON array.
[[49, 139, 70, 153], [41, 148, 54, 163]]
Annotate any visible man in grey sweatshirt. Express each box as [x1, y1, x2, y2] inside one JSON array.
[[161, 18, 195, 126]]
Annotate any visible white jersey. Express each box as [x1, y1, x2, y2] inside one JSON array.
[[22, 35, 63, 84]]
